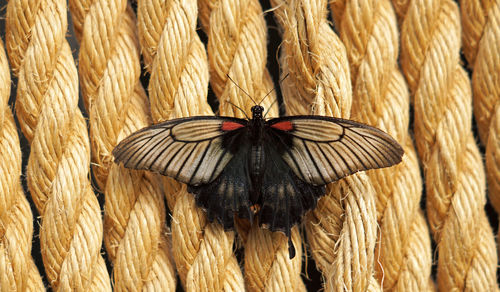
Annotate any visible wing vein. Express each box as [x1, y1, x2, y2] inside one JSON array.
[[339, 139, 369, 170], [148, 140, 175, 169], [316, 141, 339, 180], [328, 142, 353, 174], [163, 143, 188, 175], [123, 135, 157, 167], [188, 140, 212, 184], [343, 135, 379, 168], [208, 147, 229, 182], [175, 142, 199, 179], [272, 133, 307, 181], [356, 131, 392, 162], [133, 135, 172, 168], [303, 140, 327, 184]]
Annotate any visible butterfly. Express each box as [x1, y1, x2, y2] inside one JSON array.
[[112, 105, 404, 258]]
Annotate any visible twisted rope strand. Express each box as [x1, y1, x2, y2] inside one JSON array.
[[68, 0, 175, 289], [199, 0, 301, 290], [200, 0, 278, 117], [0, 38, 44, 292], [6, 0, 110, 289], [397, 0, 498, 290], [137, 0, 245, 290], [330, 0, 433, 290], [460, 0, 500, 219], [272, 0, 380, 290]]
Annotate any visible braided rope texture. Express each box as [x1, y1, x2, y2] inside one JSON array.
[[0, 35, 44, 291], [69, 0, 177, 289], [272, 0, 383, 291], [199, 0, 305, 290], [2, 0, 498, 290], [460, 0, 500, 239], [331, 1, 433, 290], [6, 0, 111, 289], [138, 0, 245, 290], [396, 0, 498, 290]]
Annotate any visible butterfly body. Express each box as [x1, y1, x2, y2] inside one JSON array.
[[113, 105, 404, 258]]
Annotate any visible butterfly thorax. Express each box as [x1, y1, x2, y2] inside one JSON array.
[[248, 105, 265, 144], [248, 105, 266, 203]]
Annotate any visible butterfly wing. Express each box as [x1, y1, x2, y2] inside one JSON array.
[[112, 116, 248, 185], [266, 116, 404, 186], [188, 140, 253, 229], [258, 139, 325, 228]]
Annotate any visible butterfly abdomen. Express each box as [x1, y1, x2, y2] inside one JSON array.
[[249, 145, 265, 176], [248, 144, 265, 203]]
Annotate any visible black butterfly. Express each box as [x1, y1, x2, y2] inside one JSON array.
[[112, 105, 404, 258]]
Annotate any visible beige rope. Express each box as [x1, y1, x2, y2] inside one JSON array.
[[198, 0, 301, 290], [330, 1, 433, 290], [397, 0, 498, 290], [6, 0, 111, 289], [272, 0, 380, 290], [68, 0, 176, 289], [0, 37, 44, 292], [461, 0, 500, 225], [199, 0, 278, 117], [137, 0, 245, 290]]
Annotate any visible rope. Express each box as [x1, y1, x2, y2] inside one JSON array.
[[330, 0, 433, 290], [397, 0, 498, 290], [137, 0, 245, 290], [461, 0, 500, 226], [0, 37, 45, 292], [200, 0, 278, 117], [6, 0, 111, 289], [69, 0, 176, 289], [272, 0, 380, 290], [199, 0, 302, 290]]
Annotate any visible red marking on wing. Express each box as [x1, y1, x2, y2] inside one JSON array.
[[221, 121, 245, 131], [271, 121, 294, 131]]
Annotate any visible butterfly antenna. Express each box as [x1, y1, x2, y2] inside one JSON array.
[[226, 74, 258, 105], [225, 100, 250, 119], [258, 73, 290, 106], [263, 98, 279, 118]]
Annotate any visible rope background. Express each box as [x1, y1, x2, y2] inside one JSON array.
[[0, 0, 498, 291]]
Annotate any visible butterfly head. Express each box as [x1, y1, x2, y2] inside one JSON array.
[[251, 105, 264, 120]]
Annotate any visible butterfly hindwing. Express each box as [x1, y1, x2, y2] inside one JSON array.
[[258, 140, 325, 234], [188, 142, 253, 229], [267, 116, 404, 186], [112, 116, 248, 186]]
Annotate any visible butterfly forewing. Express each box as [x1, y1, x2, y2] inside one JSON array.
[[113, 117, 247, 185], [267, 116, 404, 186]]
